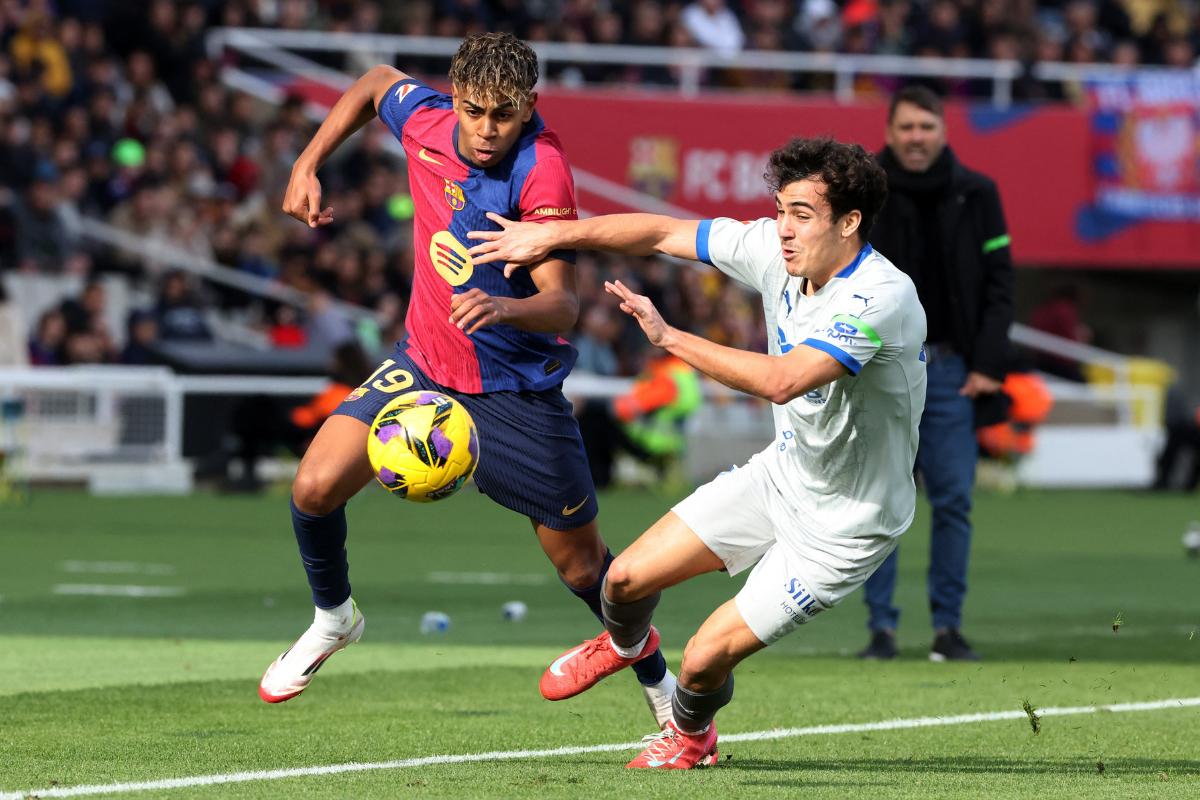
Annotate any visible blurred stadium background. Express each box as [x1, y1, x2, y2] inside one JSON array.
[[1, 1, 1199, 797], [1, 0, 1198, 494]]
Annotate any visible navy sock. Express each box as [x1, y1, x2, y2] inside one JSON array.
[[563, 550, 668, 686], [290, 498, 351, 609]]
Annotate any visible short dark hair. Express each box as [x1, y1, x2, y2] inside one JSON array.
[[449, 32, 539, 108], [764, 137, 888, 241], [888, 85, 944, 122]]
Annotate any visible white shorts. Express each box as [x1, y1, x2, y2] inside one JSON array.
[[673, 450, 897, 645]]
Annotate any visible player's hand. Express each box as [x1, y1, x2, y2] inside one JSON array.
[[450, 288, 511, 335], [605, 280, 672, 348], [959, 371, 1004, 398], [281, 167, 334, 228], [468, 212, 554, 277]]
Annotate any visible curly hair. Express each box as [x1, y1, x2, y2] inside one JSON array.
[[764, 137, 888, 240], [448, 32, 539, 108]]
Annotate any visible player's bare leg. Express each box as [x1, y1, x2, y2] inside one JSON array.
[[539, 511, 723, 704], [292, 415, 377, 516], [534, 517, 678, 727], [626, 599, 763, 769], [260, 415, 375, 703], [533, 518, 608, 591], [604, 511, 727, 601]]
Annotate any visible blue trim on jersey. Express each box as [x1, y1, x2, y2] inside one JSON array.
[[378, 79, 451, 140], [835, 243, 873, 279], [696, 219, 714, 265], [802, 337, 862, 375]]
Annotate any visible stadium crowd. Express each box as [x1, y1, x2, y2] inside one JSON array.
[[0, 0, 1186, 373], [0, 0, 782, 375]]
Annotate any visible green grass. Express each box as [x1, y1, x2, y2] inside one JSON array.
[[1, 487, 1199, 798]]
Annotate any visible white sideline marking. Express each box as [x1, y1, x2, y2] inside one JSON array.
[[427, 571, 549, 586], [3, 697, 1197, 799], [52, 584, 186, 598], [61, 561, 176, 576]]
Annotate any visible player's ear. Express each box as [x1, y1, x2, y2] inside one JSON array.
[[841, 209, 862, 240]]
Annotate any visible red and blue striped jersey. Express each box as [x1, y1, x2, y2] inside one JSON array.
[[377, 78, 580, 394]]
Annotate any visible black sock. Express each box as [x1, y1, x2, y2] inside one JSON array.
[[290, 497, 351, 608], [672, 675, 734, 733], [564, 552, 668, 686]]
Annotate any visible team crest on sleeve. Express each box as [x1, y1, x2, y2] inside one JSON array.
[[443, 179, 466, 211], [429, 230, 474, 286]]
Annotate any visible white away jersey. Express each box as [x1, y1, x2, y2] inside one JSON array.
[[697, 217, 928, 545]]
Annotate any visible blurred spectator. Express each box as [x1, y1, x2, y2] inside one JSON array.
[[155, 269, 212, 341], [1153, 386, 1200, 492], [976, 367, 1055, 461], [9, 11, 72, 99], [1030, 284, 1091, 381], [578, 352, 702, 489], [680, 0, 745, 59], [269, 304, 309, 349], [15, 162, 86, 273], [120, 309, 160, 364], [59, 279, 104, 333], [573, 304, 620, 376], [27, 308, 66, 365]]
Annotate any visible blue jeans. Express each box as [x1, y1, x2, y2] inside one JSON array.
[[864, 352, 977, 632]]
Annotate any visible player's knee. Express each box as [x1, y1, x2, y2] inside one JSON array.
[[679, 635, 730, 691], [550, 541, 606, 590], [603, 557, 645, 603], [291, 467, 342, 517]]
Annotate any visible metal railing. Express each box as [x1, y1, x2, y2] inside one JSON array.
[[206, 27, 1194, 110]]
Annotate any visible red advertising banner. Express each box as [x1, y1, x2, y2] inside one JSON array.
[[535, 87, 1200, 269]]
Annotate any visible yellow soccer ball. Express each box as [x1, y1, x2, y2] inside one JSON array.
[[367, 391, 479, 502]]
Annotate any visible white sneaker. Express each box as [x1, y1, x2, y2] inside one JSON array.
[[641, 670, 678, 729], [259, 600, 364, 703]]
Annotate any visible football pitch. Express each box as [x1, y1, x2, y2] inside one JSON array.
[[2, 486, 1198, 798]]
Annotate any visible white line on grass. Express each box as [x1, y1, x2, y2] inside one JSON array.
[[4, 696, 1197, 799], [427, 571, 549, 586], [51, 584, 186, 598], [60, 561, 177, 576]]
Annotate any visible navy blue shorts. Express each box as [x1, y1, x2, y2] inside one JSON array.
[[334, 346, 599, 530]]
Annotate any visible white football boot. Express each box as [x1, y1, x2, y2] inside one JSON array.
[[259, 599, 364, 703]]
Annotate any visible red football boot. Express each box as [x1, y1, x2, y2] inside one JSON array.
[[626, 721, 719, 769], [539, 627, 661, 701]]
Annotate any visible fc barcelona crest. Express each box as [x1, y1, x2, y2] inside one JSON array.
[[444, 179, 466, 211]]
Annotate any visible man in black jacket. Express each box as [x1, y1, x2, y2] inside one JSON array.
[[859, 85, 1014, 661]]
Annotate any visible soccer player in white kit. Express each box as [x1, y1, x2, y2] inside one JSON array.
[[468, 137, 927, 769]]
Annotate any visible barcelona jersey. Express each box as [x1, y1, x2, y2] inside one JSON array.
[[377, 78, 580, 394]]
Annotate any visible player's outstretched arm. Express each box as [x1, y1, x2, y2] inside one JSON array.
[[606, 280, 846, 405], [468, 212, 701, 275], [282, 64, 409, 228]]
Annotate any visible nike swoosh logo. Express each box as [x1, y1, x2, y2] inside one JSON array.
[[549, 644, 587, 677], [418, 148, 444, 166], [562, 496, 589, 516]]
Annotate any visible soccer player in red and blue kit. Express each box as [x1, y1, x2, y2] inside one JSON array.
[[258, 33, 674, 726]]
